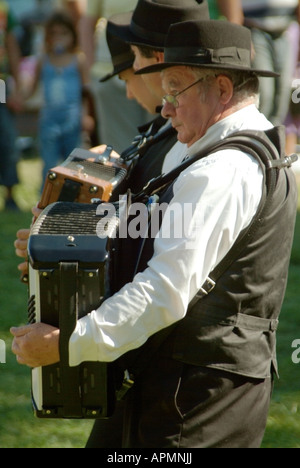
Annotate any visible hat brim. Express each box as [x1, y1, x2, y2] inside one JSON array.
[[135, 61, 279, 78], [99, 59, 134, 83]]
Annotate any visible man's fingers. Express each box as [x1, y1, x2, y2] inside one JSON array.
[[18, 261, 29, 273], [15, 230, 30, 260], [14, 238, 28, 250], [16, 355, 26, 365], [10, 326, 32, 338], [90, 144, 107, 154], [15, 241, 28, 257], [15, 230, 30, 259], [90, 145, 120, 159], [16, 229, 30, 240], [15, 250, 28, 260], [32, 206, 42, 218], [11, 323, 60, 368]]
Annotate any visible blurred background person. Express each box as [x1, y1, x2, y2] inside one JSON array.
[[207, 0, 244, 23], [242, 0, 300, 126], [9, 0, 54, 58], [0, 0, 22, 211], [54, 0, 86, 27], [284, 19, 300, 165], [6, 0, 97, 160], [5, 0, 57, 165], [80, 0, 152, 154], [24, 11, 92, 184]]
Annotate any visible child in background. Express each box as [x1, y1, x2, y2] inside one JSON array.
[[285, 21, 300, 156], [0, 0, 22, 211], [27, 11, 92, 183]]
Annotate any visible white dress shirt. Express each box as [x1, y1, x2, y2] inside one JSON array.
[[69, 104, 273, 366], [162, 140, 188, 174]]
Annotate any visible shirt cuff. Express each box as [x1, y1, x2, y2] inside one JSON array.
[[68, 316, 98, 367]]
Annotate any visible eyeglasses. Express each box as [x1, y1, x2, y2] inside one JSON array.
[[162, 77, 205, 108]]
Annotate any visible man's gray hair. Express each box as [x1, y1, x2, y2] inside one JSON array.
[[191, 67, 260, 105]]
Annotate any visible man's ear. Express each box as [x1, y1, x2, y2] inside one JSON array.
[[152, 50, 165, 64], [216, 74, 234, 105]]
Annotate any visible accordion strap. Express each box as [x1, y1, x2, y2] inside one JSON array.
[[135, 127, 296, 308], [137, 127, 295, 200], [59, 262, 82, 418], [188, 129, 297, 308]]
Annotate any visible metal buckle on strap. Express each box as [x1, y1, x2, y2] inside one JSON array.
[[270, 319, 279, 332], [268, 153, 298, 169], [199, 277, 216, 296], [116, 370, 135, 401]]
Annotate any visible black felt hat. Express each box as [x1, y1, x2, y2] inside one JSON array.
[[136, 20, 279, 77], [99, 21, 134, 83], [108, 0, 210, 50]]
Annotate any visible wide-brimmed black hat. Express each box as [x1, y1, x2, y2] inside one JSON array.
[[136, 20, 278, 77], [100, 20, 134, 83], [108, 0, 210, 50]]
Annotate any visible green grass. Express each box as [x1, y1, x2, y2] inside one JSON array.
[[0, 158, 300, 448], [0, 158, 94, 448]]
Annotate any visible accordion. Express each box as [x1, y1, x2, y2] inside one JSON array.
[[39, 146, 128, 209], [27, 201, 119, 419], [21, 146, 128, 285]]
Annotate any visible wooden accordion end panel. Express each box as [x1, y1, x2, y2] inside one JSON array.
[[39, 147, 128, 209]]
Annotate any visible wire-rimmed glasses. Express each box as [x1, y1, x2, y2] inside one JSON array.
[[162, 77, 204, 108]]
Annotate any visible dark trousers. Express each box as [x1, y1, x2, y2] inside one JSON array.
[[86, 357, 272, 448]]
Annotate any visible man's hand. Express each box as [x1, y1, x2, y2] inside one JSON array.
[[11, 323, 60, 368], [15, 228, 30, 259], [15, 229, 30, 277], [15, 206, 43, 276], [90, 144, 121, 159]]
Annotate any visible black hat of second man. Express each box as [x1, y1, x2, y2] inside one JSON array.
[[137, 20, 279, 78], [99, 22, 135, 83], [108, 0, 210, 50]]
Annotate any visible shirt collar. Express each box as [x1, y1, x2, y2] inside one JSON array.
[[187, 104, 273, 158]]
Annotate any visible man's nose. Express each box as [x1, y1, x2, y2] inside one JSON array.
[[161, 100, 176, 119]]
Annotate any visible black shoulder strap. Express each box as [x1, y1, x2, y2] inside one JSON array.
[[188, 127, 297, 308], [137, 126, 297, 200]]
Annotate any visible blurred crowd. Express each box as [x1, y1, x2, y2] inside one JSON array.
[[1, 0, 300, 211]]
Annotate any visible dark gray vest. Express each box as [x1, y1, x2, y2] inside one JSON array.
[[162, 161, 297, 379]]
